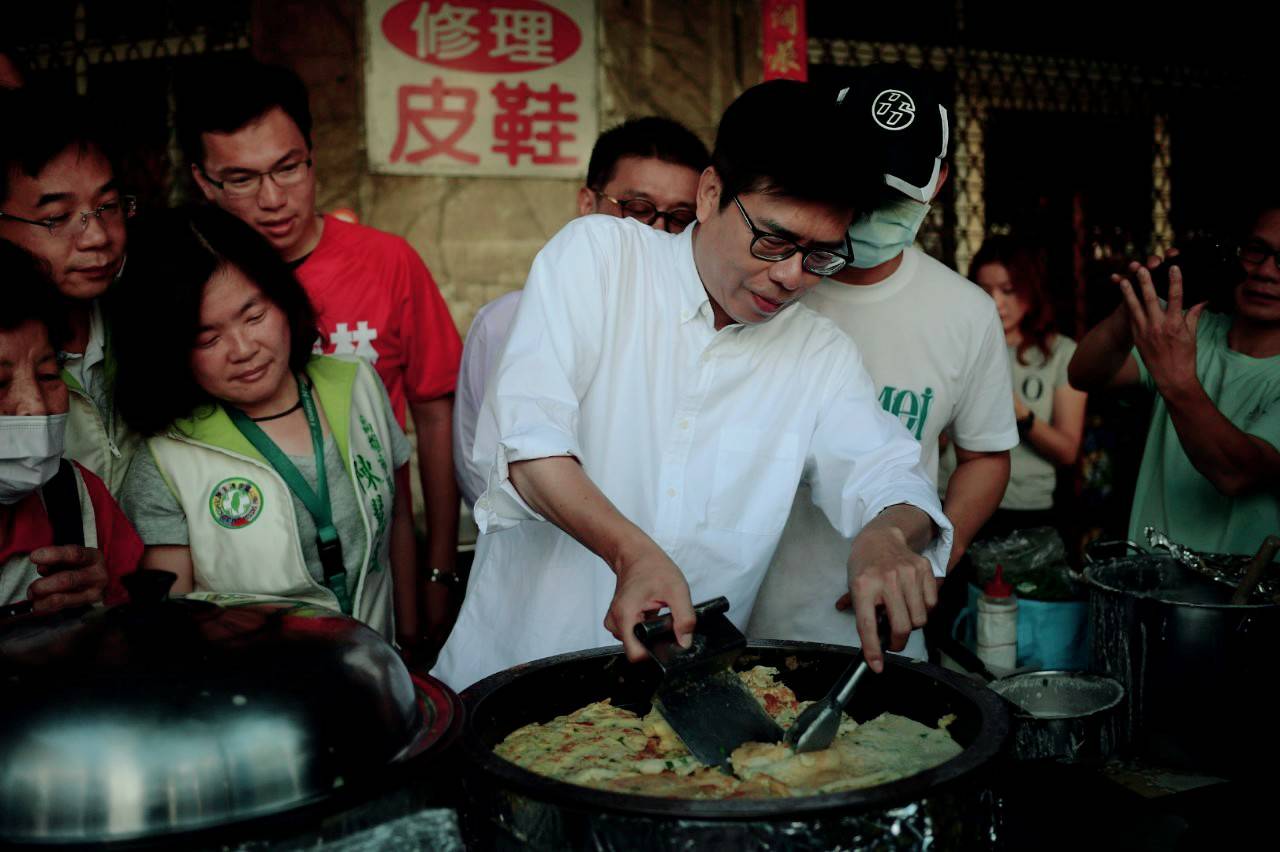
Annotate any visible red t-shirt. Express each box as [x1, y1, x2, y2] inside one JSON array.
[[296, 216, 462, 427], [0, 463, 142, 606]]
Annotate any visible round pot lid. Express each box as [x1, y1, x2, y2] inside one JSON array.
[[0, 571, 447, 843]]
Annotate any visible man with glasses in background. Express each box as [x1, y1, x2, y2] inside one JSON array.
[[1069, 200, 1280, 555], [0, 88, 140, 494], [453, 117, 709, 507], [432, 81, 951, 690], [176, 58, 462, 656]]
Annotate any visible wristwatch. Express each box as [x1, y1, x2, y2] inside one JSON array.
[[1016, 411, 1035, 439]]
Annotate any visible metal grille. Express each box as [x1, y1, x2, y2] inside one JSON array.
[[9, 0, 252, 207]]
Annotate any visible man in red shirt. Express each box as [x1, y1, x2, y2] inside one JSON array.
[[176, 60, 462, 647]]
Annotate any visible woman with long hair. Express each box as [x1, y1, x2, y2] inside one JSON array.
[[112, 206, 419, 644], [970, 236, 1088, 534]]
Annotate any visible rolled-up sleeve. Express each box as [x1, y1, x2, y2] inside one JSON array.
[[471, 220, 611, 533], [805, 347, 954, 576]]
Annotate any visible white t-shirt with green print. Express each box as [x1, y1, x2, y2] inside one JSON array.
[[750, 246, 1018, 653]]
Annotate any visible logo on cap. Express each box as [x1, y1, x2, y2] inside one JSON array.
[[871, 89, 916, 131], [210, 477, 264, 529]]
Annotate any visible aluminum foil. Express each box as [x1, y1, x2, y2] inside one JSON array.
[[472, 791, 1002, 851], [1143, 527, 1279, 601]]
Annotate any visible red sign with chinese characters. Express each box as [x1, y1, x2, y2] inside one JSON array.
[[366, 0, 597, 177], [381, 0, 582, 73], [762, 0, 806, 82]]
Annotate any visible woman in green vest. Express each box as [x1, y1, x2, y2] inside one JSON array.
[[112, 206, 419, 646]]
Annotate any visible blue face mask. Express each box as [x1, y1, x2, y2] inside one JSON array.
[[846, 197, 931, 269]]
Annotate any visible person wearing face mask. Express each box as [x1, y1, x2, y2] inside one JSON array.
[[430, 81, 952, 691], [0, 88, 139, 495], [748, 64, 1017, 658], [1, 240, 141, 616], [111, 207, 417, 645]]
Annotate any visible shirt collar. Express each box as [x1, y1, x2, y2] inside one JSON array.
[[60, 301, 105, 370], [675, 225, 713, 326]]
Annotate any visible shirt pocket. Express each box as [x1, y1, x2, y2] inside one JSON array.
[[706, 427, 802, 536]]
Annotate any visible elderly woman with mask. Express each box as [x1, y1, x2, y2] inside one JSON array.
[[0, 240, 140, 616]]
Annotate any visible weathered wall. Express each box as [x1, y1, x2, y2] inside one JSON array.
[[253, 0, 762, 334]]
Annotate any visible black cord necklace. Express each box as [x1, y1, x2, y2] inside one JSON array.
[[249, 398, 303, 422]]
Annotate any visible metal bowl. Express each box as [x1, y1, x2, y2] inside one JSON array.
[[990, 671, 1124, 762], [0, 588, 458, 844]]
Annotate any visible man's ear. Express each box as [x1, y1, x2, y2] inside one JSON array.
[[577, 186, 597, 217], [931, 161, 950, 201], [695, 166, 721, 223], [191, 162, 217, 203]]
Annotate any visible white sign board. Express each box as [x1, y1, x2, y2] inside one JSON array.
[[364, 0, 597, 178]]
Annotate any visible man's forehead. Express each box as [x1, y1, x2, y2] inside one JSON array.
[[5, 144, 114, 203], [1249, 208, 1280, 245], [742, 191, 852, 245], [201, 107, 307, 166], [604, 156, 700, 202]]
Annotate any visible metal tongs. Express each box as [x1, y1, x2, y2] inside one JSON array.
[[785, 612, 892, 753]]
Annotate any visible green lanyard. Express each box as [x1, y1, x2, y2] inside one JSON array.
[[227, 375, 352, 615]]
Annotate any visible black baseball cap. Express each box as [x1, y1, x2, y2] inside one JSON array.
[[835, 63, 949, 203]]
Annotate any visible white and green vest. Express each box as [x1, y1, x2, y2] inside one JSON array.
[[62, 366, 141, 497], [0, 466, 98, 607], [147, 357, 398, 640]]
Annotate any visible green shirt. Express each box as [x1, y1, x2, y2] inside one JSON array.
[[1131, 311, 1280, 554]]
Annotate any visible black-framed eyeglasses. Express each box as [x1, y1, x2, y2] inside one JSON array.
[[593, 190, 698, 233], [199, 159, 313, 198], [0, 195, 136, 238], [1239, 240, 1280, 267], [733, 196, 851, 276]]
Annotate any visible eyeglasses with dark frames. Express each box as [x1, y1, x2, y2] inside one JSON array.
[[199, 159, 313, 198], [733, 196, 851, 276], [0, 195, 137, 238], [593, 190, 698, 233], [1239, 240, 1280, 267]]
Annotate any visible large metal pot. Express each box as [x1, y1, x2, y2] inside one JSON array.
[[1083, 552, 1280, 775], [0, 575, 462, 845], [460, 641, 1009, 851]]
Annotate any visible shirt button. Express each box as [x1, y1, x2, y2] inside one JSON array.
[[667, 488, 677, 497], [679, 420, 689, 429]]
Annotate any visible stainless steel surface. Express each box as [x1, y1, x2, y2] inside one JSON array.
[[0, 588, 432, 844], [785, 658, 872, 753], [990, 671, 1125, 762]]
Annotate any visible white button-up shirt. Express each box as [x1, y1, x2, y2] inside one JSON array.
[[431, 215, 951, 690]]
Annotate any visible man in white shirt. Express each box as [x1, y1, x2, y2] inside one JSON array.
[[749, 64, 1017, 656], [453, 117, 709, 506], [432, 81, 953, 691], [0, 89, 139, 494]]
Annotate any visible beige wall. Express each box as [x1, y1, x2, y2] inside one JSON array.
[[253, 0, 762, 335]]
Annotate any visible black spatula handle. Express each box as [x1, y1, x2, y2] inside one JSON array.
[[633, 596, 729, 644]]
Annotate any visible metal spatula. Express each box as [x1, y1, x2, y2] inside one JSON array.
[[785, 612, 892, 753], [634, 597, 783, 768]]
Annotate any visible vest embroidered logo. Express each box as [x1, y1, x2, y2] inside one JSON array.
[[209, 478, 264, 529]]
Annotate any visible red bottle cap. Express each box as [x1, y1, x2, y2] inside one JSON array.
[[984, 564, 1014, 598]]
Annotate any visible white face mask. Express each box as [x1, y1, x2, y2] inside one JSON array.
[[0, 414, 68, 505], [846, 197, 932, 269]]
